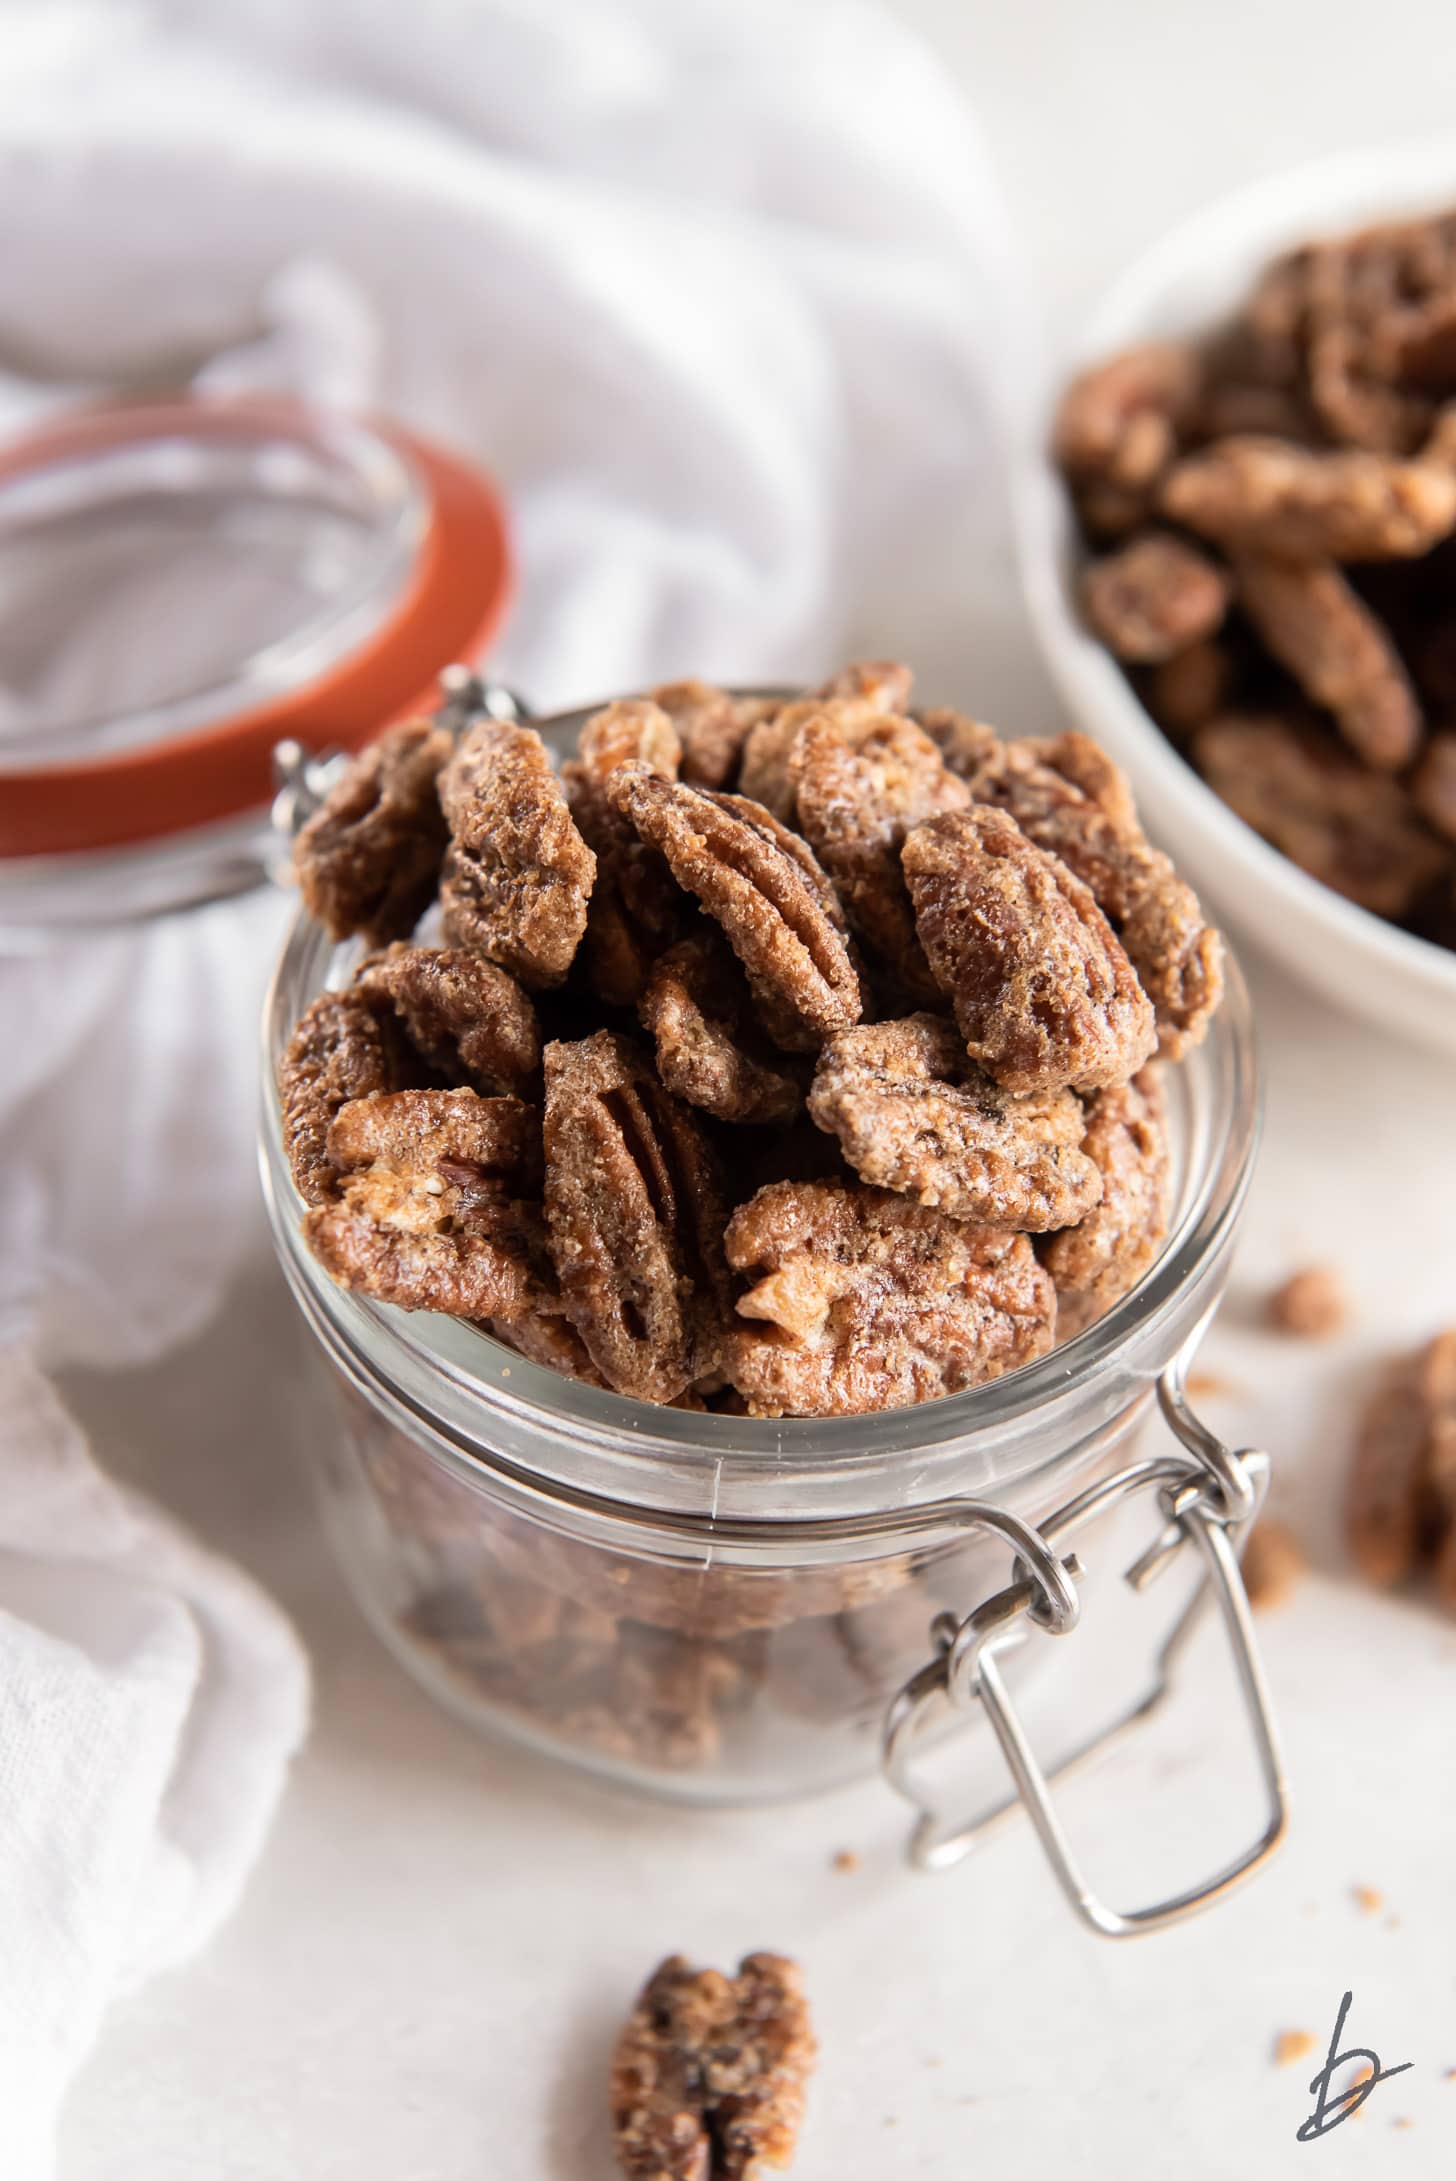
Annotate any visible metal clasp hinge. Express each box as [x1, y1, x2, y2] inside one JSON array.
[[883, 1328, 1290, 1937]]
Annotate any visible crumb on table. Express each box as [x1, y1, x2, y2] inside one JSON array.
[[1268, 1265, 1350, 1338], [831, 1848, 859, 1874], [1274, 2028, 1316, 2068], [1352, 1884, 1383, 1915]]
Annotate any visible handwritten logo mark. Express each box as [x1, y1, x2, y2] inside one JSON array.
[[1296, 1990, 1411, 2142]]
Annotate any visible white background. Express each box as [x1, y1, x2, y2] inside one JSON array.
[[57, 3, 1456, 2176]]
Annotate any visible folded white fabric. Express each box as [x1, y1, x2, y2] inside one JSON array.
[[0, 1, 1016, 2171]]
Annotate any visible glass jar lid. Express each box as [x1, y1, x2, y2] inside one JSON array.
[[0, 393, 511, 933]]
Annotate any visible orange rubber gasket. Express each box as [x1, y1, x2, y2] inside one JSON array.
[[0, 396, 513, 858]]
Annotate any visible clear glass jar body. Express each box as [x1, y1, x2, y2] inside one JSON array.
[[261, 780, 1260, 1808]]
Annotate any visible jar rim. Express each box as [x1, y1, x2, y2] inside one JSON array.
[[261, 696, 1261, 1525]]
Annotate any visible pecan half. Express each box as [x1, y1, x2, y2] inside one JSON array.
[[737, 663, 914, 820], [967, 733, 1224, 1058], [1160, 436, 1456, 559], [1080, 531, 1231, 663], [640, 930, 804, 1125], [1232, 555, 1422, 771], [1039, 1068, 1171, 1333], [1347, 1334, 1456, 1591], [723, 1179, 1057, 1417], [1193, 712, 1449, 920], [610, 1952, 816, 2181], [562, 698, 684, 1005], [808, 1014, 1103, 1231], [294, 717, 452, 944], [918, 706, 1003, 781], [607, 767, 862, 1052], [1052, 341, 1201, 509], [1141, 637, 1235, 739], [790, 709, 970, 999], [542, 1032, 730, 1402], [355, 944, 540, 1095], [1412, 731, 1456, 842], [903, 805, 1156, 1095], [303, 1088, 548, 1318], [278, 987, 411, 1205], [439, 719, 596, 988], [651, 680, 777, 791]]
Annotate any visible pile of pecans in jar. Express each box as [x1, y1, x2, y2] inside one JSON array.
[[279, 660, 1224, 1417], [1056, 205, 1456, 950]]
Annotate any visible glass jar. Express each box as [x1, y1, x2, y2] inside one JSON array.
[[260, 684, 1287, 1939]]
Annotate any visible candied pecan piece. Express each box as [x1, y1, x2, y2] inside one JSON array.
[[355, 944, 540, 1095], [1241, 1521, 1306, 1613], [542, 1032, 730, 1402], [1142, 638, 1235, 739], [303, 1088, 549, 1319], [790, 709, 970, 998], [1267, 1265, 1349, 1339], [651, 681, 776, 792], [918, 706, 1003, 780], [610, 1952, 816, 2181], [723, 1179, 1057, 1417], [1413, 732, 1456, 842], [1347, 1351, 1444, 1589], [1159, 436, 1456, 560], [278, 988, 411, 1206], [737, 665, 913, 821], [1039, 1069, 1171, 1328], [294, 717, 452, 944], [1053, 341, 1201, 503], [607, 767, 862, 1052], [562, 698, 685, 1006], [808, 1014, 1102, 1232], [902, 805, 1155, 1095], [1080, 532, 1231, 664], [969, 733, 1222, 1058], [438, 719, 596, 988], [1232, 555, 1422, 770], [1193, 712, 1449, 919], [640, 930, 803, 1126], [482, 1308, 606, 1386]]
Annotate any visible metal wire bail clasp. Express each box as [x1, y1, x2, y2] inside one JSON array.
[[883, 1327, 1290, 1938]]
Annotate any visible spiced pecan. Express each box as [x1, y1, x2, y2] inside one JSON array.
[[438, 719, 596, 988], [607, 767, 862, 1051], [640, 930, 804, 1126], [1347, 1348, 1445, 1590], [482, 1308, 606, 1387], [610, 1953, 816, 2181], [303, 1088, 549, 1319], [1159, 436, 1456, 560], [562, 698, 685, 1005], [278, 987, 411, 1205], [808, 1014, 1103, 1231], [1193, 712, 1449, 920], [1413, 732, 1456, 842], [1141, 638, 1235, 739], [790, 708, 970, 998], [1080, 531, 1231, 663], [1039, 1068, 1171, 1330], [723, 1179, 1057, 1417], [969, 732, 1224, 1057], [917, 706, 1003, 781], [903, 805, 1156, 1095], [355, 944, 540, 1095], [1052, 341, 1201, 508], [294, 717, 452, 944], [1232, 554, 1422, 770], [542, 1032, 730, 1402], [737, 664, 914, 820], [651, 680, 776, 791]]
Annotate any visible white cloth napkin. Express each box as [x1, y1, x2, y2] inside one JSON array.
[[0, 2, 1017, 2172]]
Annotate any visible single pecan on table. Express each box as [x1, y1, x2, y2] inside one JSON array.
[[1348, 1327, 1456, 1612], [610, 1952, 816, 2181]]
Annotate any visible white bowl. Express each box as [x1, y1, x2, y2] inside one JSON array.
[[1017, 137, 1456, 1056]]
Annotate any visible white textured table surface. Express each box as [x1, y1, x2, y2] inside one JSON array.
[[59, 6, 1456, 2176]]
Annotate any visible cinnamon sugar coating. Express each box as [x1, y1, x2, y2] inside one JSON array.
[[278, 987, 411, 1206], [903, 805, 1156, 1095], [808, 1014, 1102, 1231], [439, 718, 596, 988], [1039, 1068, 1171, 1329], [294, 717, 452, 945], [1161, 436, 1456, 560], [562, 698, 684, 1005], [1232, 555, 1422, 770], [723, 1179, 1057, 1417], [651, 680, 776, 792], [641, 930, 804, 1125], [610, 1952, 816, 2181], [355, 944, 540, 1095], [737, 662, 915, 820], [1080, 531, 1231, 663]]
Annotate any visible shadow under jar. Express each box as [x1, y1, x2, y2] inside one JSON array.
[[260, 688, 1280, 1938]]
